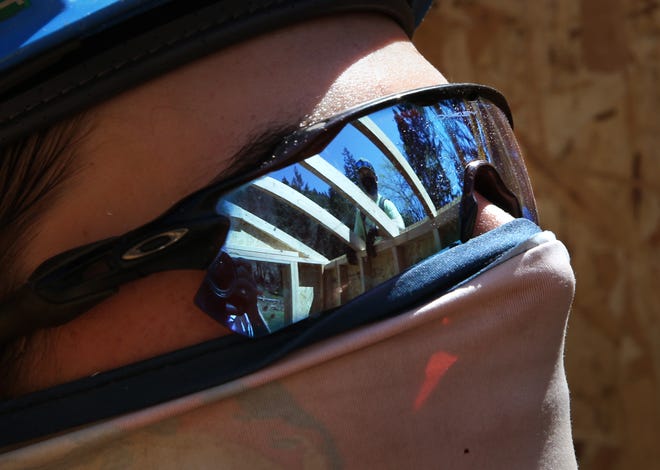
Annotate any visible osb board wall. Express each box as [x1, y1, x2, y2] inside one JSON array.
[[414, 1, 659, 469]]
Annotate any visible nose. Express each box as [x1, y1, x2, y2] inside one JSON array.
[[472, 191, 515, 237]]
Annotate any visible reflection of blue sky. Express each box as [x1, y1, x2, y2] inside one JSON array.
[[271, 107, 424, 218], [271, 110, 401, 189], [269, 102, 492, 219], [270, 163, 326, 192]]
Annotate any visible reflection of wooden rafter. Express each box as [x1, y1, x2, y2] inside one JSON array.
[[300, 155, 401, 238], [251, 177, 367, 251], [353, 116, 437, 218], [218, 201, 329, 264], [216, 114, 459, 319]]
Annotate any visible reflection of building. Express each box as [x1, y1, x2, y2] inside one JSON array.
[[217, 116, 461, 331]]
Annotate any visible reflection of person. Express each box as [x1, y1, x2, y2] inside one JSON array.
[[352, 158, 405, 248], [195, 252, 270, 338], [0, 2, 576, 468]]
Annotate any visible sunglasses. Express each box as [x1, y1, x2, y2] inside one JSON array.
[[0, 84, 537, 343]]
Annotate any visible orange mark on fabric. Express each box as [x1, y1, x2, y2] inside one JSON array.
[[414, 351, 457, 411]]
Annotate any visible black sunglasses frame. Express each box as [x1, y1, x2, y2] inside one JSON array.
[[0, 83, 520, 344]]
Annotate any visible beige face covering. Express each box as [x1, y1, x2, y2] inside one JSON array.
[[1, 232, 576, 470]]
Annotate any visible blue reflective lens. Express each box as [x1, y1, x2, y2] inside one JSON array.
[[195, 94, 536, 337]]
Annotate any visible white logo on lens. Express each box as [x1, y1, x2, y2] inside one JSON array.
[[122, 229, 190, 260]]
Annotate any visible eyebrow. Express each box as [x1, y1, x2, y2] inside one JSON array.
[[209, 123, 301, 185]]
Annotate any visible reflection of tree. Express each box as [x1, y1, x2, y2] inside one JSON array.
[[379, 164, 425, 225], [342, 148, 360, 186], [393, 101, 485, 209], [228, 169, 347, 259], [393, 104, 455, 207], [434, 100, 482, 175], [227, 101, 491, 260], [282, 167, 347, 258]]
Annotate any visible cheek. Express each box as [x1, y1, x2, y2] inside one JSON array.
[[121, 274, 199, 323], [88, 270, 230, 358], [19, 270, 229, 394]]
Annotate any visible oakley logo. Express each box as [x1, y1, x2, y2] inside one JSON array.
[[122, 229, 189, 260]]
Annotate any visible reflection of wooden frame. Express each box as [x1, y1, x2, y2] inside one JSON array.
[[252, 176, 367, 250], [300, 155, 401, 238], [219, 201, 328, 263], [220, 202, 326, 325], [218, 117, 458, 318], [353, 116, 438, 218], [221, 245, 318, 325], [322, 200, 459, 301]]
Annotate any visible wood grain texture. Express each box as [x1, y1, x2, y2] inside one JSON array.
[[414, 1, 659, 469]]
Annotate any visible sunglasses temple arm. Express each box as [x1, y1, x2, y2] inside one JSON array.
[[0, 212, 230, 345], [0, 284, 115, 345]]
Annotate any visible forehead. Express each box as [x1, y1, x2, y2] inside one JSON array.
[[0, 1, 431, 146], [85, 16, 431, 172], [67, 16, 441, 231]]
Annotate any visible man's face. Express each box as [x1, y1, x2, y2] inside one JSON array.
[[10, 13, 511, 395], [359, 169, 378, 197]]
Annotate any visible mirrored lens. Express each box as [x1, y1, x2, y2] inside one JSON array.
[[195, 95, 536, 337]]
